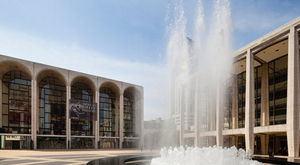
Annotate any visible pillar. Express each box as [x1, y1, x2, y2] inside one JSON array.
[[216, 85, 224, 148], [287, 27, 300, 157], [140, 90, 144, 148], [232, 136, 238, 148], [0, 79, 2, 128], [119, 93, 124, 148], [194, 77, 201, 147], [31, 79, 37, 149], [115, 99, 119, 137], [208, 136, 216, 147], [245, 49, 255, 154], [260, 63, 269, 126], [179, 86, 185, 146], [260, 134, 269, 155], [66, 85, 71, 149], [95, 90, 99, 149], [232, 76, 238, 129]]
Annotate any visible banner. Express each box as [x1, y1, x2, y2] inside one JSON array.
[[69, 99, 97, 121]]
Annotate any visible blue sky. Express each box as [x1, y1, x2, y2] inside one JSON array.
[[0, 0, 300, 120]]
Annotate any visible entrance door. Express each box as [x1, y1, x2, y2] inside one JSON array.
[[12, 141, 20, 149]]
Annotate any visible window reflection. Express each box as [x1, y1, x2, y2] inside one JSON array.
[[123, 91, 135, 137], [99, 87, 116, 137], [2, 71, 31, 134], [269, 55, 287, 125], [71, 82, 93, 136], [39, 77, 66, 135]]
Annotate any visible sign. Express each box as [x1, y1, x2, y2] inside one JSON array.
[[69, 99, 97, 121], [6, 136, 24, 141]]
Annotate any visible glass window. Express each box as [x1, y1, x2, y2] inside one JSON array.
[[39, 77, 66, 135], [71, 82, 93, 136], [99, 87, 116, 137], [255, 66, 262, 127], [237, 72, 246, 128], [269, 55, 287, 125], [123, 90, 135, 137], [2, 71, 31, 134], [37, 137, 66, 149]]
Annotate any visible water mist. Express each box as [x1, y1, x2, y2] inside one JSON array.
[[151, 0, 262, 164]]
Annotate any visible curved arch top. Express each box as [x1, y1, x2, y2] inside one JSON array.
[[0, 60, 32, 79], [70, 76, 96, 93], [36, 69, 67, 86], [99, 81, 121, 97]]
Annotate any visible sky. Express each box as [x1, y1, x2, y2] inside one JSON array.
[[0, 0, 300, 120]]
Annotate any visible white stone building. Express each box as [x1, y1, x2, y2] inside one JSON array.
[[173, 17, 300, 157], [0, 54, 144, 149]]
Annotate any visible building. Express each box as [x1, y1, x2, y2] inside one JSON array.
[[174, 17, 300, 157], [0, 54, 144, 150], [144, 118, 178, 149]]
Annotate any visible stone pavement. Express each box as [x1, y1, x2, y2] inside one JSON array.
[[0, 149, 157, 165]]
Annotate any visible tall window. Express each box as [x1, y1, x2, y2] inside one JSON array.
[[99, 87, 116, 137], [39, 77, 66, 135], [269, 55, 287, 125], [224, 84, 232, 130], [123, 91, 135, 137], [237, 72, 246, 128], [71, 82, 93, 136], [254, 66, 262, 127], [2, 70, 31, 134]]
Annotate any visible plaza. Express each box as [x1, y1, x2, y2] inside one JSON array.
[[0, 149, 153, 165]]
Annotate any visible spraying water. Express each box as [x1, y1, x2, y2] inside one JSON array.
[[152, 0, 262, 164]]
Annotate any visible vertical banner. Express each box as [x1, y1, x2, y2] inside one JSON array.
[[69, 99, 97, 121]]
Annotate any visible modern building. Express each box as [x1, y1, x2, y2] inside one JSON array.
[[144, 118, 178, 149], [0, 54, 144, 150], [173, 17, 300, 157]]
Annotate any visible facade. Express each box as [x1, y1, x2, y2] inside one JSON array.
[[144, 118, 178, 149], [173, 17, 300, 157], [0, 55, 144, 150]]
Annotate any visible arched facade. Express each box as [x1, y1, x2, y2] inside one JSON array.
[[122, 86, 142, 148], [36, 69, 67, 149], [0, 57, 144, 150], [99, 81, 120, 148], [0, 61, 32, 149]]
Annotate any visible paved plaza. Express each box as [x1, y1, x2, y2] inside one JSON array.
[[0, 149, 156, 165]]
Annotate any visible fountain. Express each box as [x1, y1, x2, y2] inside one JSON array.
[[87, 0, 299, 164]]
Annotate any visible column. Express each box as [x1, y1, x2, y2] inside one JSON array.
[[260, 63, 269, 126], [0, 79, 2, 128], [179, 87, 185, 146], [119, 94, 124, 148], [194, 78, 201, 147], [140, 91, 144, 149], [31, 79, 37, 149], [115, 99, 119, 137], [95, 90, 99, 149], [287, 27, 300, 157], [232, 136, 238, 148], [232, 76, 238, 129], [66, 85, 71, 149], [216, 85, 224, 148], [260, 134, 269, 155], [245, 49, 255, 154], [208, 136, 216, 147], [208, 91, 216, 131]]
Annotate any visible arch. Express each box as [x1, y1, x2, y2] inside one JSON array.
[[0, 60, 32, 79], [71, 76, 96, 92], [123, 86, 142, 98], [99, 81, 120, 97], [36, 69, 67, 86]]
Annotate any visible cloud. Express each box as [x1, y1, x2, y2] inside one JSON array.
[[0, 27, 169, 120]]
